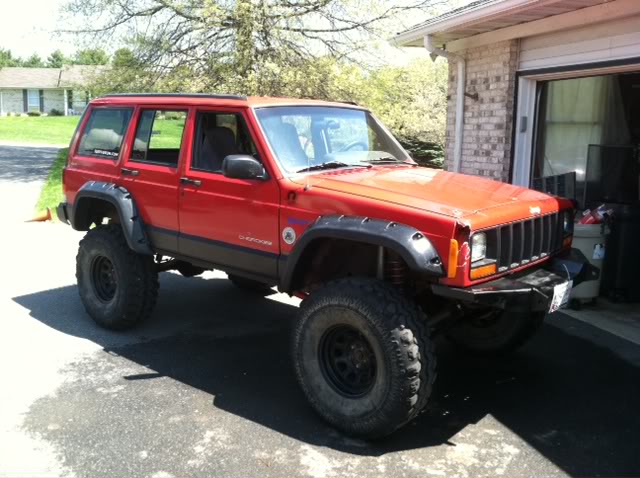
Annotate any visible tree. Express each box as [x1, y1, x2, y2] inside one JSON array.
[[22, 53, 45, 68], [60, 0, 442, 94], [0, 49, 21, 67], [112, 48, 138, 68], [47, 50, 68, 68], [73, 48, 109, 65]]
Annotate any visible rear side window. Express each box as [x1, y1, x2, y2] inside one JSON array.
[[77, 108, 133, 159], [131, 110, 187, 167]]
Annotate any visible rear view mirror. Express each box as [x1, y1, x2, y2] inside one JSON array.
[[222, 155, 266, 180]]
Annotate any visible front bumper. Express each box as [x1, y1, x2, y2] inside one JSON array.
[[431, 248, 598, 313]]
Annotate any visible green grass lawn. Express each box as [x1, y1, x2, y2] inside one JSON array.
[[0, 116, 79, 145], [149, 117, 187, 149], [35, 148, 68, 214]]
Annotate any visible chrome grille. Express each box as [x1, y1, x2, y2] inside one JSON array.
[[487, 212, 564, 273]]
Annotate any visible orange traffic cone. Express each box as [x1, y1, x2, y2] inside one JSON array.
[[27, 208, 52, 222]]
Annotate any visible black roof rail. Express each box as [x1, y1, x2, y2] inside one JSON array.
[[99, 93, 247, 101]]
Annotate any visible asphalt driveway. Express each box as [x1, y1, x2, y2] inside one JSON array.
[[0, 143, 61, 222], [1, 144, 639, 476]]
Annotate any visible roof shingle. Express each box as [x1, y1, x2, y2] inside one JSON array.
[[0, 65, 106, 89]]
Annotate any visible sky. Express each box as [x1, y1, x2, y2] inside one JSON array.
[[0, 0, 76, 59]]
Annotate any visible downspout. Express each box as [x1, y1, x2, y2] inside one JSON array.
[[424, 35, 465, 173]]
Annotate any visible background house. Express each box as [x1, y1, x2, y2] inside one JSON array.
[[396, 0, 640, 321], [0, 65, 103, 116]]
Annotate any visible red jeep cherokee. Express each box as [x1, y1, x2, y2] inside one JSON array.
[[57, 93, 593, 438]]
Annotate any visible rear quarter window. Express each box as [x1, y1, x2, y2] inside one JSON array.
[[77, 107, 133, 159]]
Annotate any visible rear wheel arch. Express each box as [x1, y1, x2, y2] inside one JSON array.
[[280, 215, 444, 293], [72, 182, 153, 256]]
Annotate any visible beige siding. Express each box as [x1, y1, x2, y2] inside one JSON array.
[[43, 89, 65, 114], [519, 15, 640, 70], [0, 89, 24, 114], [445, 39, 518, 181]]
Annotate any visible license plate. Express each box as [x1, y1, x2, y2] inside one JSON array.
[[549, 280, 572, 313]]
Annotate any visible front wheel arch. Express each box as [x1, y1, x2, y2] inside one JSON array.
[[280, 215, 444, 293]]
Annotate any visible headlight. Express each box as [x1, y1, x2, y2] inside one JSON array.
[[471, 233, 487, 263]]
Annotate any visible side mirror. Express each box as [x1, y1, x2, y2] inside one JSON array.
[[222, 155, 266, 180]]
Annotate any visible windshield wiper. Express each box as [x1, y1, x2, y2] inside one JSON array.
[[364, 156, 411, 165], [296, 161, 368, 173]]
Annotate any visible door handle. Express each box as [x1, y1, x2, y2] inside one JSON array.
[[121, 167, 139, 176], [180, 177, 202, 187]]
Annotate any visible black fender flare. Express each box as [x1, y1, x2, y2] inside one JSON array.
[[71, 181, 153, 256], [280, 215, 444, 292]]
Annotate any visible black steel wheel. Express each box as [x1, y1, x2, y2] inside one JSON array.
[[91, 256, 118, 302], [319, 325, 377, 398]]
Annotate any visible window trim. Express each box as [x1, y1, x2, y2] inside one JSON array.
[[189, 109, 262, 175], [76, 106, 134, 161], [27, 89, 40, 112]]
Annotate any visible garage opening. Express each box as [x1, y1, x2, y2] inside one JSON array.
[[531, 71, 640, 329]]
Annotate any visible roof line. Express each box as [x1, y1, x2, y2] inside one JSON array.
[[100, 93, 247, 101], [394, 0, 541, 46]]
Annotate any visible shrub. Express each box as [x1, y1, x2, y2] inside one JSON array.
[[164, 111, 184, 120], [397, 135, 445, 169], [49, 108, 64, 116], [27, 111, 42, 117]]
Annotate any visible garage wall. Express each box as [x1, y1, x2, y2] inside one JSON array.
[[445, 39, 518, 181], [519, 15, 640, 71]]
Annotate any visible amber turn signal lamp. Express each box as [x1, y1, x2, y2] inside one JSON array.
[[470, 263, 497, 280], [447, 239, 459, 279]]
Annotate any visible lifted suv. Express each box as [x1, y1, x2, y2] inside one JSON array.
[[58, 93, 593, 438]]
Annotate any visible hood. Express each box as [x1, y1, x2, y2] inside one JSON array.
[[291, 166, 567, 229]]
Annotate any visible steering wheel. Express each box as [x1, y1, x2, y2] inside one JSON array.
[[339, 141, 368, 152]]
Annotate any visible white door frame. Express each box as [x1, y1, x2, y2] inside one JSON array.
[[512, 61, 640, 187]]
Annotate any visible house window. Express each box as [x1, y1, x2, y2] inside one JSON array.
[[27, 89, 40, 112]]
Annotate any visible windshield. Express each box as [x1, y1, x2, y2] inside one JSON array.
[[254, 106, 412, 174]]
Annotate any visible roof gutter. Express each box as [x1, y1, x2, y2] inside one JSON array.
[[424, 35, 465, 173], [393, 0, 545, 46]]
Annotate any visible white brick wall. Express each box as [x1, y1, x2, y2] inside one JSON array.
[[0, 88, 86, 115], [0, 89, 24, 114], [43, 89, 65, 114], [445, 40, 519, 181]]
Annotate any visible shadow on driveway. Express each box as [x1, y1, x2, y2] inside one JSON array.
[[13, 273, 640, 476]]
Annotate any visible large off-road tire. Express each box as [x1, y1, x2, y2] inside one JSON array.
[[76, 224, 159, 330], [228, 274, 273, 294], [292, 278, 436, 439], [447, 308, 546, 355]]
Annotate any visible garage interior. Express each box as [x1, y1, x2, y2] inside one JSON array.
[[531, 69, 640, 332]]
